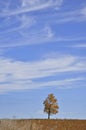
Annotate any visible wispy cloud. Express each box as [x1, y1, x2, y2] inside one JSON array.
[[71, 43, 86, 48], [0, 76, 85, 94], [0, 22, 86, 48], [0, 14, 36, 34], [41, 6, 86, 24], [0, 55, 86, 93], [0, 25, 55, 48], [81, 6, 86, 16], [0, 1, 86, 49], [0, 0, 63, 16]]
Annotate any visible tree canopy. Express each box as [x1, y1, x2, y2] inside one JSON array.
[[43, 93, 59, 119]]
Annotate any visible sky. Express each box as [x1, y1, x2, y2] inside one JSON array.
[[0, 0, 86, 119]]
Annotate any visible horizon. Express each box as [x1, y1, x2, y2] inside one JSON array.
[[0, 118, 86, 120], [0, 0, 86, 119]]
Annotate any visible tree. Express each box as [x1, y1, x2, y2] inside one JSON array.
[[43, 93, 59, 119]]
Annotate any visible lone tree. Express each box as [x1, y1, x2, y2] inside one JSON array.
[[43, 93, 59, 119]]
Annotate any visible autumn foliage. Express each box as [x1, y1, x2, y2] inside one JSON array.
[[43, 93, 59, 119]]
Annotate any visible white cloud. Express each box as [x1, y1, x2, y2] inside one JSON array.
[[0, 76, 85, 94], [0, 55, 86, 93], [0, 2, 86, 49], [0, 0, 63, 16], [81, 6, 86, 16], [0, 15, 36, 34], [71, 43, 86, 48], [0, 25, 55, 48], [0, 30, 86, 48], [21, 0, 63, 10], [44, 26, 54, 38], [1, 1, 86, 24], [30, 77, 85, 89], [21, 0, 44, 7], [43, 6, 86, 24]]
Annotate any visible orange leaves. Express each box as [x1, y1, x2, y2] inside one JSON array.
[[43, 93, 59, 119]]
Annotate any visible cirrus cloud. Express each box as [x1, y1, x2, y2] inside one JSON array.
[[0, 55, 86, 93]]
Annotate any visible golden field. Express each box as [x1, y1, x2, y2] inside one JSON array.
[[0, 119, 86, 130]]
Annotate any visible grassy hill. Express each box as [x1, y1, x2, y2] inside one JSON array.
[[0, 119, 86, 130]]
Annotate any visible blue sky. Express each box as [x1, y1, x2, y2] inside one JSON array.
[[0, 0, 86, 119]]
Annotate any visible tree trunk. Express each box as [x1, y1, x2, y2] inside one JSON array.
[[48, 110, 50, 119]]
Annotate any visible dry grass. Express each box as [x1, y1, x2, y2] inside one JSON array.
[[0, 119, 86, 130]]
